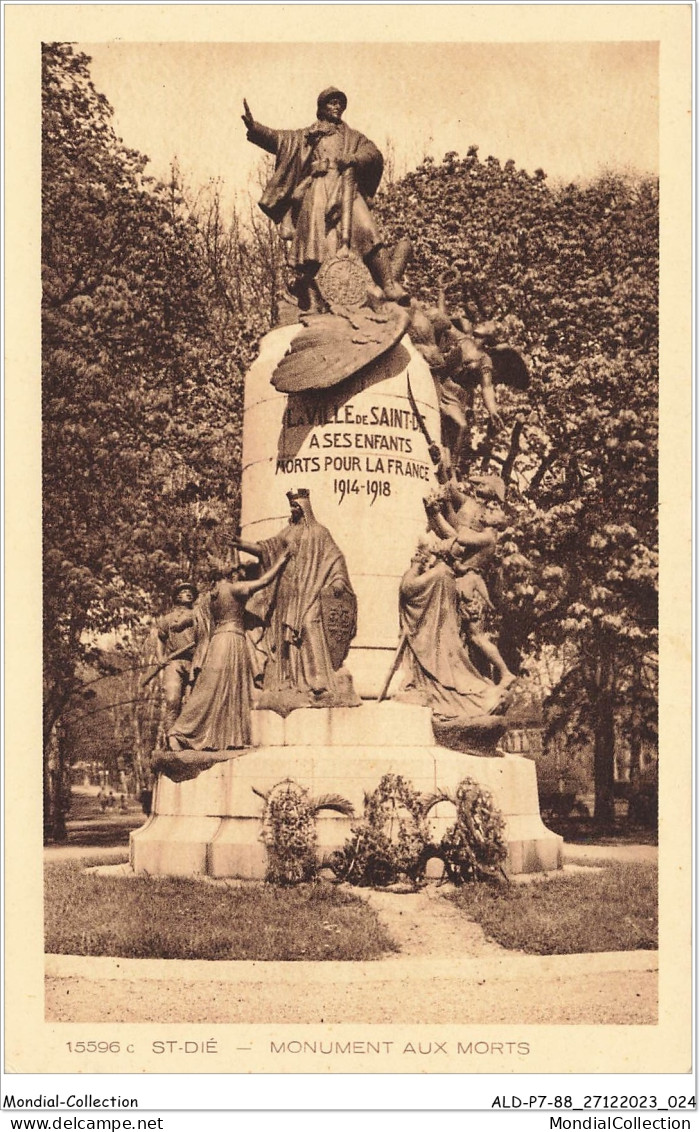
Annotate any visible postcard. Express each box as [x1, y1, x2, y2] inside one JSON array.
[[3, 2, 692, 1104]]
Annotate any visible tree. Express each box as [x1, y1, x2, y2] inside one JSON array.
[[186, 172, 285, 370], [58, 632, 163, 798], [42, 45, 242, 837], [376, 151, 658, 824]]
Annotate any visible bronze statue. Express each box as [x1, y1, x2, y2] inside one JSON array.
[[407, 270, 530, 462], [242, 87, 407, 308], [234, 489, 360, 714], [168, 550, 289, 751], [155, 581, 200, 733], [454, 568, 515, 689], [395, 542, 508, 744], [425, 472, 516, 687]]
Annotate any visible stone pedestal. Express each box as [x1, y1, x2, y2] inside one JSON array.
[[130, 704, 562, 878], [241, 328, 441, 698]]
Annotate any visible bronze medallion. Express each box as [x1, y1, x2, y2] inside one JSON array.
[[315, 253, 370, 308]]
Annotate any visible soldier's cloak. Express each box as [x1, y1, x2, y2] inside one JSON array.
[[248, 119, 383, 230]]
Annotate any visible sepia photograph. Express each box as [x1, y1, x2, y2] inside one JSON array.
[[3, 3, 692, 1091]]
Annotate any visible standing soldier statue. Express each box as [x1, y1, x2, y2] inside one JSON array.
[[242, 87, 407, 309], [155, 581, 200, 733]]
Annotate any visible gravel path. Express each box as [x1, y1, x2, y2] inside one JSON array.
[[45, 956, 657, 1025], [361, 884, 508, 959]]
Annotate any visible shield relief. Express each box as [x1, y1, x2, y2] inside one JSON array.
[[320, 586, 357, 670]]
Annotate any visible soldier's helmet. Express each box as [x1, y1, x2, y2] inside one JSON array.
[[317, 87, 348, 114], [172, 580, 198, 603]]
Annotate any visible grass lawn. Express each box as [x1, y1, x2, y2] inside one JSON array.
[[45, 862, 397, 961], [451, 861, 657, 954]]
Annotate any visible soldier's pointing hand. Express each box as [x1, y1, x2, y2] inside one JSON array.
[[241, 99, 254, 130]]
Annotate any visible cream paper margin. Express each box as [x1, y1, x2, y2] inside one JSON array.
[[4, 3, 692, 1077]]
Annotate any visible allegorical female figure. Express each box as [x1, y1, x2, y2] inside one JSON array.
[[168, 549, 289, 752], [398, 543, 505, 725]]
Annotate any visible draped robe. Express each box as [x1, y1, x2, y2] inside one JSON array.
[[248, 509, 356, 701], [398, 561, 502, 720]]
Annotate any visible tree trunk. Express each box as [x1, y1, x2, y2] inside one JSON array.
[[43, 748, 54, 844], [43, 726, 68, 843], [628, 707, 642, 785], [592, 658, 616, 828]]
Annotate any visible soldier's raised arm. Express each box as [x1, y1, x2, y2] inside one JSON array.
[[241, 98, 254, 131], [241, 98, 279, 155]]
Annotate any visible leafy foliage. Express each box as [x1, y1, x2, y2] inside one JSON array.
[[330, 774, 507, 887], [258, 779, 354, 885], [187, 173, 286, 371], [42, 46, 250, 834], [60, 630, 163, 796], [259, 780, 318, 885]]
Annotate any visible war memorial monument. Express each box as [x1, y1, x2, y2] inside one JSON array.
[[130, 86, 562, 879]]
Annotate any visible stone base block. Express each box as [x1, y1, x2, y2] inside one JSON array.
[[129, 815, 221, 877], [131, 705, 562, 879], [208, 816, 267, 879], [250, 701, 433, 748], [504, 814, 564, 873]]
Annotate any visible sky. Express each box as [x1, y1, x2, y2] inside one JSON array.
[[83, 40, 659, 207]]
